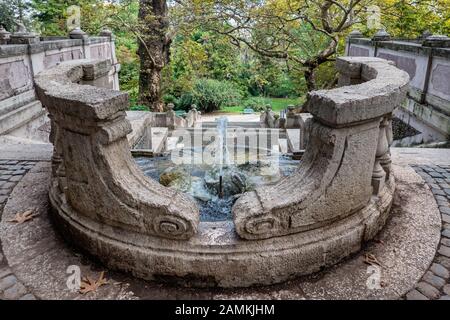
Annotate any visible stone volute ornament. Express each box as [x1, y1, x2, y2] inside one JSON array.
[[34, 57, 409, 288]]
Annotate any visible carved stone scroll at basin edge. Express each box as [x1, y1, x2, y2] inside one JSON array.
[[34, 59, 199, 240], [34, 57, 410, 288], [233, 57, 410, 240]]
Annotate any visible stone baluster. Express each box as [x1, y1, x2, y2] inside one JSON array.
[[372, 117, 390, 195], [380, 115, 393, 179]]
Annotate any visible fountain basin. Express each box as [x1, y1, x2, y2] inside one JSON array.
[[35, 57, 409, 287]]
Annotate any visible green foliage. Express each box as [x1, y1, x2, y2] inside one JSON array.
[[242, 96, 269, 112], [129, 103, 149, 111], [222, 97, 304, 114], [375, 0, 450, 38], [191, 79, 242, 113], [0, 0, 31, 31]]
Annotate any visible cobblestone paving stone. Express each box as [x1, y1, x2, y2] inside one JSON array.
[[0, 160, 38, 300], [0, 160, 449, 300], [405, 164, 450, 300]]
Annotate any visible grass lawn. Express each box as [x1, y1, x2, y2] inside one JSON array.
[[221, 97, 304, 114]]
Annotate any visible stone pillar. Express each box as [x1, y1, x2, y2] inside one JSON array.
[[264, 105, 276, 128], [0, 26, 11, 45], [372, 29, 391, 57], [422, 34, 450, 48], [372, 29, 391, 42], [100, 28, 120, 90], [345, 30, 364, 55], [166, 103, 176, 129], [69, 27, 88, 60], [9, 22, 40, 45], [285, 105, 302, 129]]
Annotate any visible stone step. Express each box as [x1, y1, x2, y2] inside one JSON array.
[[0, 100, 45, 135], [0, 90, 37, 117]]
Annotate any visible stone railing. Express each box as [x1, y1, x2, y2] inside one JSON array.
[[346, 30, 450, 143], [35, 57, 409, 288], [0, 27, 119, 141]]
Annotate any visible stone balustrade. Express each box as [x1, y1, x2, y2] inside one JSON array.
[[0, 27, 120, 141], [346, 31, 450, 143], [34, 57, 409, 288]]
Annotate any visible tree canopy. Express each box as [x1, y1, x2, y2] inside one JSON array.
[[0, 0, 449, 112]]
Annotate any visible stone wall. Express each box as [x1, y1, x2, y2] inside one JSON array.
[[0, 28, 120, 141], [346, 32, 450, 143]]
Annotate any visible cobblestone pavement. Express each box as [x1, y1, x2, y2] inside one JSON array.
[[0, 159, 449, 300], [405, 164, 450, 300], [0, 160, 38, 300]]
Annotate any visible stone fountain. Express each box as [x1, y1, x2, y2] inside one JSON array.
[[34, 56, 410, 287]]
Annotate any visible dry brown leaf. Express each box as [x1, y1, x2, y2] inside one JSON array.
[[364, 253, 382, 267], [8, 209, 38, 224], [79, 271, 109, 295]]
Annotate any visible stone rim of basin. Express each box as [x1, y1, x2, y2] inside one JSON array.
[[34, 56, 410, 287]]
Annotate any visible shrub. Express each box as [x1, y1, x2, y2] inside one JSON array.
[[177, 92, 195, 111], [242, 96, 269, 112], [191, 79, 242, 113]]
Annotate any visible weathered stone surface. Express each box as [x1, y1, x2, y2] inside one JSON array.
[[444, 284, 450, 295], [443, 229, 450, 238], [234, 57, 407, 240], [35, 60, 200, 241], [441, 206, 450, 215], [416, 281, 441, 299], [438, 245, 450, 257], [3, 283, 27, 299], [19, 294, 36, 300], [442, 214, 450, 224], [306, 57, 409, 126], [30, 57, 413, 287], [0, 161, 440, 298], [441, 238, 450, 247], [423, 271, 446, 288], [0, 275, 17, 291], [430, 263, 450, 279], [406, 289, 429, 300]]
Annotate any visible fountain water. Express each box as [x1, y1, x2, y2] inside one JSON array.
[[216, 117, 229, 198]]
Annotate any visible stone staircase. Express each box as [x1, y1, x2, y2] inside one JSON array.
[[0, 90, 45, 136]]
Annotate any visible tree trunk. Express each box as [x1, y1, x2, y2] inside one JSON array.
[[304, 66, 317, 92], [138, 0, 170, 112]]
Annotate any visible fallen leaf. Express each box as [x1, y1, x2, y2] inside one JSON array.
[[364, 253, 382, 267], [8, 209, 38, 224], [79, 271, 109, 295]]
